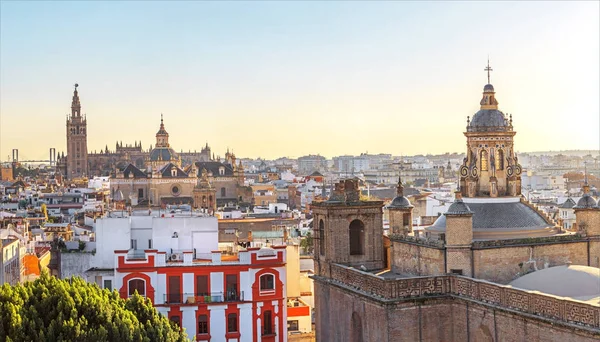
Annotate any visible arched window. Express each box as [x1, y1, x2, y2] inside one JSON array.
[[221, 187, 226, 197], [227, 313, 238, 333], [319, 219, 325, 256], [259, 274, 275, 292], [128, 278, 145, 297], [496, 149, 504, 170], [349, 220, 364, 255], [351, 312, 363, 342], [480, 150, 488, 171]]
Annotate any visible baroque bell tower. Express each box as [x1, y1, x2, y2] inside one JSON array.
[[66, 83, 89, 178], [459, 60, 522, 197]]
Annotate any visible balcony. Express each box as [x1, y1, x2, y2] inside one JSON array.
[[163, 291, 244, 305], [127, 249, 146, 260]]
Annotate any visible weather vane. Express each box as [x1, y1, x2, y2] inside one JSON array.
[[484, 57, 493, 84]]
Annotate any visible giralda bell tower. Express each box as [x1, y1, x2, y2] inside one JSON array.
[[66, 83, 88, 178]]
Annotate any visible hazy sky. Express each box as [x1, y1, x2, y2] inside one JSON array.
[[1, 1, 598, 161]]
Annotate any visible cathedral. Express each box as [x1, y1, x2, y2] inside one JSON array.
[[312, 64, 600, 341], [57, 85, 245, 208]]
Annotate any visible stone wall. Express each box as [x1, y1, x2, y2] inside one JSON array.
[[315, 274, 599, 342], [473, 241, 589, 284], [446, 215, 473, 246], [60, 252, 94, 279], [315, 263, 600, 334], [391, 240, 445, 276]]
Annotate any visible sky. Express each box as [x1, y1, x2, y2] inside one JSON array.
[[1, 1, 599, 161]]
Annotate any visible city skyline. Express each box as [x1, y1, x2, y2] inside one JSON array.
[[1, 1, 599, 161]]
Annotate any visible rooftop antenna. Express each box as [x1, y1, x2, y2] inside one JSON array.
[[484, 56, 493, 84]]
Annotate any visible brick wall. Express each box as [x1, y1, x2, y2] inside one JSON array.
[[314, 274, 600, 342], [391, 240, 445, 276], [314, 263, 600, 331], [473, 241, 589, 284], [446, 247, 472, 276], [446, 215, 473, 246]]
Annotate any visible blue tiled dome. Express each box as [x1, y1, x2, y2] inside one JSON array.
[[470, 109, 508, 131], [149, 147, 178, 161]]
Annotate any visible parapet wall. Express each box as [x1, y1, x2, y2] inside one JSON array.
[[391, 234, 595, 283], [321, 263, 600, 330]]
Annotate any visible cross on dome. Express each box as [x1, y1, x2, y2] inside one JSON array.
[[484, 57, 493, 84]]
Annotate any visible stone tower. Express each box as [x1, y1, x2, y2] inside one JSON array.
[[574, 183, 600, 267], [193, 168, 217, 213], [459, 60, 522, 198], [66, 84, 88, 178], [444, 190, 474, 276], [386, 176, 414, 236], [312, 179, 384, 277]]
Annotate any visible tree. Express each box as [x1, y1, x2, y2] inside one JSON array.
[[300, 232, 314, 254], [0, 272, 188, 342]]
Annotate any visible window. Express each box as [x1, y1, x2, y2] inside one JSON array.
[[168, 276, 181, 303], [263, 310, 273, 335], [221, 187, 226, 197], [138, 188, 143, 198], [259, 274, 275, 292], [403, 213, 410, 227], [227, 313, 238, 333], [319, 219, 325, 256], [226, 274, 238, 301], [196, 275, 208, 296], [198, 315, 208, 334], [148, 239, 152, 249], [103, 279, 112, 291], [349, 220, 364, 255], [219, 167, 225, 176], [288, 320, 299, 331], [496, 149, 504, 170], [128, 278, 145, 296], [130, 239, 137, 250], [480, 150, 488, 171], [170, 316, 180, 327], [450, 269, 463, 275]]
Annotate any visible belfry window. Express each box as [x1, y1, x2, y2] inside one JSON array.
[[496, 150, 504, 170], [349, 219, 364, 255], [319, 219, 325, 256], [480, 150, 488, 171]]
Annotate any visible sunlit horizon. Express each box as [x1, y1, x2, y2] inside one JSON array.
[[1, 1, 598, 161]]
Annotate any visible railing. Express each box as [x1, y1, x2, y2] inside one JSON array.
[[163, 291, 244, 304], [323, 263, 600, 329], [127, 249, 146, 259]]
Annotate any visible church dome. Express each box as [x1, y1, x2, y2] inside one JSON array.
[[483, 83, 494, 92], [509, 265, 600, 304], [575, 194, 598, 209], [446, 198, 472, 215], [469, 109, 508, 131], [149, 147, 178, 162], [388, 195, 412, 209]]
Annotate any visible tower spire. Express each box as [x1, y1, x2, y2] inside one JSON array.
[[71, 83, 81, 117], [484, 57, 493, 84]]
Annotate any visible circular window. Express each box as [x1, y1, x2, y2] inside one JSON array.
[[171, 185, 180, 196]]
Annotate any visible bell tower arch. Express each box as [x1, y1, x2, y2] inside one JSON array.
[[312, 179, 384, 277]]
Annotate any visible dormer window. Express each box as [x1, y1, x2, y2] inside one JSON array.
[[219, 167, 225, 176], [171, 168, 177, 177]]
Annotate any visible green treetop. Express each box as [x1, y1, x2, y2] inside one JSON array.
[[0, 273, 188, 342]]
